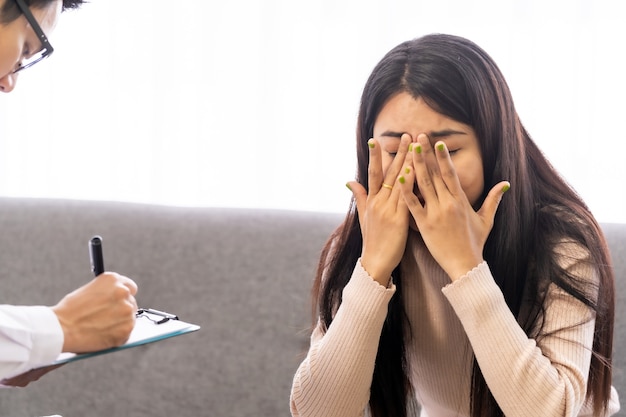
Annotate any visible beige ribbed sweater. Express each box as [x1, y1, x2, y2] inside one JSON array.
[[290, 233, 620, 417]]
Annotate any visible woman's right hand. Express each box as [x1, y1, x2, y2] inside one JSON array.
[[347, 134, 413, 286]]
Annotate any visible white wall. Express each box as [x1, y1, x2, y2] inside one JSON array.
[[1, 0, 625, 222]]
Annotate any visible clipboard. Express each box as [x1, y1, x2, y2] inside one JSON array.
[[50, 308, 200, 366]]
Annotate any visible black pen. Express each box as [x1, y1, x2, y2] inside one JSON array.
[[89, 235, 105, 277]]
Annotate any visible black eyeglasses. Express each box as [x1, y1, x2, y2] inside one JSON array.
[[12, 0, 54, 73]]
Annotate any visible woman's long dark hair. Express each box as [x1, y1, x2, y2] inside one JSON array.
[[312, 34, 614, 417]]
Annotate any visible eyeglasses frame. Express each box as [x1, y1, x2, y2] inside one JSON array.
[[12, 0, 55, 73]]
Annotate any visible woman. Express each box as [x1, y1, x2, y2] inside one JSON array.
[[290, 34, 620, 417], [1, 0, 138, 387]]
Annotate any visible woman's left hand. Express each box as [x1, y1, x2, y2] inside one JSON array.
[[397, 134, 510, 281]]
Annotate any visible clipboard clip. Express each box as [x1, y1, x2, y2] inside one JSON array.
[[136, 308, 179, 325]]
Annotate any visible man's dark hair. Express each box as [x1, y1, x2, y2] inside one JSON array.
[[1, 0, 85, 24]]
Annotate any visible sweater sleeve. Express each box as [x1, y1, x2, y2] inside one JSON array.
[[290, 259, 396, 417], [442, 243, 602, 417], [0, 305, 64, 383]]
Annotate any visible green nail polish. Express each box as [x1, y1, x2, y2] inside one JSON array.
[[346, 183, 352, 191], [502, 184, 510, 193], [398, 176, 406, 184], [404, 167, 410, 174], [415, 144, 422, 154], [368, 140, 375, 149], [437, 143, 445, 152]]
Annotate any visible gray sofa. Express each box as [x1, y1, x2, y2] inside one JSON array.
[[0, 197, 623, 417]]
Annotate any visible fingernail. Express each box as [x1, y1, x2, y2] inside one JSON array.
[[502, 183, 510, 193], [346, 182, 352, 191], [398, 176, 406, 184], [368, 139, 375, 149], [404, 167, 410, 174], [436, 143, 445, 152], [415, 144, 422, 154], [409, 143, 413, 152]]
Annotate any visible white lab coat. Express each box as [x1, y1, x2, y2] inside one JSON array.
[[0, 305, 63, 383]]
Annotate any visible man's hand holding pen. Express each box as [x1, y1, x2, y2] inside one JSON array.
[[51, 272, 138, 353], [50, 235, 139, 353], [3, 273, 138, 388]]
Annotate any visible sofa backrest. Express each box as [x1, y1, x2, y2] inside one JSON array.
[[0, 198, 343, 417], [0, 198, 623, 417], [599, 222, 625, 415]]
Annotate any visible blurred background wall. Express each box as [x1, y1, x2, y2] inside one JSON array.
[[1, 0, 624, 222]]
